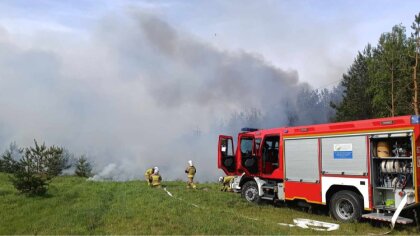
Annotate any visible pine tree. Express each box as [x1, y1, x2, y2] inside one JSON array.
[[10, 140, 66, 195], [11, 140, 51, 195], [75, 155, 92, 178], [411, 12, 420, 115], [368, 25, 412, 117], [45, 146, 71, 177], [333, 46, 374, 121], [0, 142, 22, 173]]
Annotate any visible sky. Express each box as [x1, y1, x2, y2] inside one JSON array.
[[0, 0, 418, 181]]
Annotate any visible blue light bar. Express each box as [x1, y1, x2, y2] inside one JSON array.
[[411, 115, 420, 124], [241, 127, 259, 132]]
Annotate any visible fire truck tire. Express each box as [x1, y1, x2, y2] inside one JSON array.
[[241, 181, 261, 204], [330, 190, 363, 222]]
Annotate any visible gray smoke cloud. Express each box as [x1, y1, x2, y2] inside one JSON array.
[[88, 163, 121, 181], [0, 11, 338, 181]]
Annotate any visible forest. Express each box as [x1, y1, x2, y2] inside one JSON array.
[[331, 13, 420, 122]]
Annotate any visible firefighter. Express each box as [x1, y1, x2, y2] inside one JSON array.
[[219, 176, 235, 192], [144, 167, 157, 186], [150, 168, 162, 188], [185, 160, 197, 189]]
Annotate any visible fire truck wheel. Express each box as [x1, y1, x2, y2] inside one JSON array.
[[330, 190, 363, 222], [241, 181, 261, 204]]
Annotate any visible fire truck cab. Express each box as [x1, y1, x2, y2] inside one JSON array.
[[218, 115, 420, 224]]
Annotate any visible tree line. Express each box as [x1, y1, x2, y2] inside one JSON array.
[[332, 13, 420, 121], [0, 140, 93, 195]]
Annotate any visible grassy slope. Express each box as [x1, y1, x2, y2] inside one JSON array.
[[0, 173, 418, 235]]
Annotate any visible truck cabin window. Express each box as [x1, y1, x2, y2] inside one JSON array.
[[221, 139, 234, 157], [240, 138, 253, 156], [221, 138, 235, 171], [255, 138, 261, 154], [262, 136, 280, 174], [241, 137, 258, 173]]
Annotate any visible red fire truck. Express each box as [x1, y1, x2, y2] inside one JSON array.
[[218, 115, 420, 223]]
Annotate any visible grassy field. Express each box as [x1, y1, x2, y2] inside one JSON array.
[[0, 173, 418, 235]]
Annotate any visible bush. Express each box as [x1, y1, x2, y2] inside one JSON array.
[[10, 140, 65, 195], [45, 146, 72, 177], [75, 155, 92, 178], [0, 142, 22, 173]]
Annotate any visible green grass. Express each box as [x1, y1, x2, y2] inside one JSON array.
[[0, 173, 418, 235]]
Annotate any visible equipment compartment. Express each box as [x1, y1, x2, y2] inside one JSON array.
[[370, 132, 414, 210]]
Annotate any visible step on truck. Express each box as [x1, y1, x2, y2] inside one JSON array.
[[218, 115, 420, 224]]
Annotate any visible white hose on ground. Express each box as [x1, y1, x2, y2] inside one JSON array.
[[163, 187, 200, 208], [162, 187, 340, 231], [277, 218, 339, 231], [293, 218, 340, 231], [164, 188, 173, 197]]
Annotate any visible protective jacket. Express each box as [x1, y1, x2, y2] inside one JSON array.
[[144, 168, 154, 185], [185, 166, 196, 178], [223, 176, 235, 185], [150, 174, 162, 187], [145, 168, 154, 176]]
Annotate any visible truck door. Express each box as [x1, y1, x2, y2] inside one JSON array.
[[239, 134, 258, 174], [218, 135, 236, 174], [261, 135, 280, 175]]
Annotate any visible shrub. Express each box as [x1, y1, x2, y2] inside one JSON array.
[[45, 146, 72, 177], [75, 155, 92, 178], [10, 140, 65, 195], [0, 142, 22, 173]]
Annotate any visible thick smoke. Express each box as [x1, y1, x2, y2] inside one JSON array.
[[0, 12, 338, 181]]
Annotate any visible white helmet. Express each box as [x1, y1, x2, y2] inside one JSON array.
[[154, 167, 159, 173], [188, 160, 193, 166], [218, 176, 224, 183]]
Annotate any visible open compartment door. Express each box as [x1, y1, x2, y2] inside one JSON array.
[[218, 135, 236, 174]]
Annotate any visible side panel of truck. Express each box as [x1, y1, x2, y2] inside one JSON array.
[[284, 182, 322, 203]]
